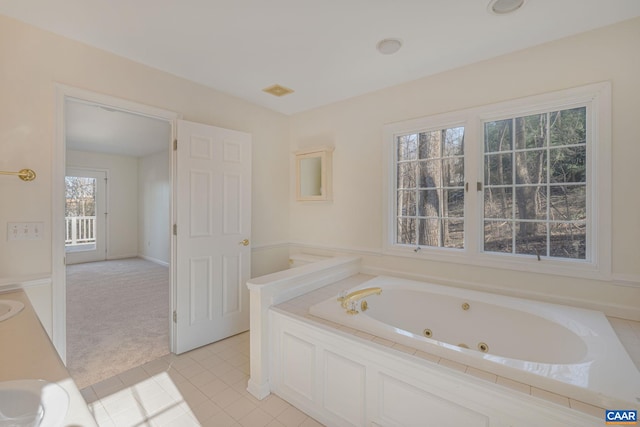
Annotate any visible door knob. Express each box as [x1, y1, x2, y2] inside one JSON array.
[[239, 239, 250, 246]]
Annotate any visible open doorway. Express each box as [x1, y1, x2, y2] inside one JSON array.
[[54, 86, 252, 377], [62, 95, 174, 387]]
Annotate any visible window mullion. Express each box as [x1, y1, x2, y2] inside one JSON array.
[[511, 118, 516, 255], [415, 158, 420, 247], [439, 130, 444, 247], [546, 112, 551, 258]]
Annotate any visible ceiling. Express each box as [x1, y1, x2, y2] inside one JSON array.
[[65, 99, 171, 157], [1, 1, 640, 116]]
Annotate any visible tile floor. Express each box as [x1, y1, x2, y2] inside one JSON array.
[[80, 332, 324, 427]]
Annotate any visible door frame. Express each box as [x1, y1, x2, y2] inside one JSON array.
[[53, 84, 180, 363]]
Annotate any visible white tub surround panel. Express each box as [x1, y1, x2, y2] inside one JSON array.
[[246, 256, 361, 399], [246, 261, 625, 425], [288, 253, 331, 268], [270, 311, 601, 427]]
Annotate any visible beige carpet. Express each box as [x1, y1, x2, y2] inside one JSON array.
[[66, 258, 170, 389]]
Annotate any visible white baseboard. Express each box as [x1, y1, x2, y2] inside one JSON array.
[[0, 276, 51, 292], [138, 254, 170, 267], [107, 253, 139, 261], [247, 379, 271, 400]]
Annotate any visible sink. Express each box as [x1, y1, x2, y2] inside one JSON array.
[[0, 299, 24, 322], [0, 380, 69, 427]]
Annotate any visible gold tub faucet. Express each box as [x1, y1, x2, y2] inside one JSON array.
[[337, 287, 382, 314]]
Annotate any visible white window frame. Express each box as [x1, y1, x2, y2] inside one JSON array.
[[383, 82, 611, 280]]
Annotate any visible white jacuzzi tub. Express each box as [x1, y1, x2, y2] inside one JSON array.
[[309, 275, 640, 406]]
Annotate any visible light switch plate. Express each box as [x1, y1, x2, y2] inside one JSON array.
[[7, 222, 44, 240]]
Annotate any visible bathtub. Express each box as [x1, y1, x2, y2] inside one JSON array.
[[309, 275, 640, 407]]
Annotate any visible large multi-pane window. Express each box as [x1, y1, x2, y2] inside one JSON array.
[[386, 83, 610, 274], [483, 107, 587, 259], [396, 127, 465, 248]]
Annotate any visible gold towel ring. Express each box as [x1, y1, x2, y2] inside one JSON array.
[[0, 168, 36, 181]]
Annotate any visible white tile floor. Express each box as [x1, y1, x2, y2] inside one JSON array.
[[80, 332, 324, 427]]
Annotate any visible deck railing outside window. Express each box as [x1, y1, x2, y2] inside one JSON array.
[[65, 216, 96, 246]]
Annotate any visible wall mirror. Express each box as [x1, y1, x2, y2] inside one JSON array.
[[295, 147, 333, 201]]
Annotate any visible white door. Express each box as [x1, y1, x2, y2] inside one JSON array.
[[65, 168, 107, 264], [175, 120, 252, 354]]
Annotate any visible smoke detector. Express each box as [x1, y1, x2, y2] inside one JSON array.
[[376, 38, 403, 55], [488, 0, 526, 15]]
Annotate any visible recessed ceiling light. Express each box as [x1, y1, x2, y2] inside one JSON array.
[[376, 38, 403, 55], [487, 0, 526, 15], [263, 84, 294, 97]]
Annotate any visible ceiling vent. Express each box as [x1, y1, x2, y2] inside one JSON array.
[[263, 84, 294, 97]]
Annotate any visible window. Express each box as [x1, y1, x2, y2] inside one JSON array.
[[396, 127, 465, 248], [483, 107, 587, 259], [384, 83, 611, 278], [65, 175, 97, 249]]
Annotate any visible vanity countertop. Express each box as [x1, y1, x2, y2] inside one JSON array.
[[0, 290, 97, 426]]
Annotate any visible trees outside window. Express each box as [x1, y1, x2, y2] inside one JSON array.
[[65, 176, 96, 217], [65, 176, 97, 246], [483, 107, 587, 259], [385, 82, 610, 277], [396, 127, 465, 249]]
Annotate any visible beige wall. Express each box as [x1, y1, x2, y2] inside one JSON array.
[[289, 18, 640, 318], [138, 150, 171, 265], [0, 15, 290, 283]]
